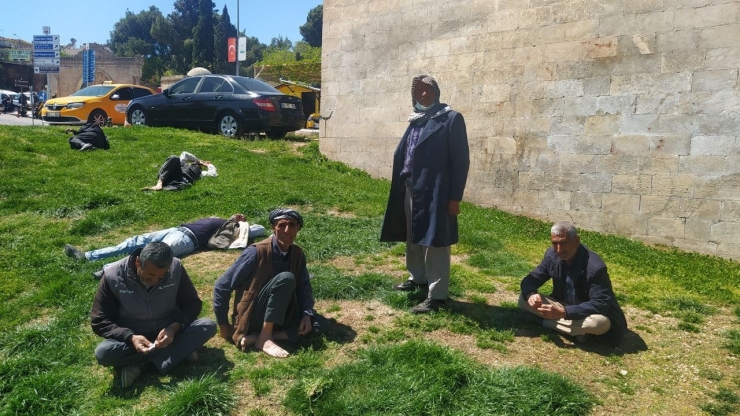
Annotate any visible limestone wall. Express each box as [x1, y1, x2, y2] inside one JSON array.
[[320, 0, 740, 260], [47, 55, 144, 97]]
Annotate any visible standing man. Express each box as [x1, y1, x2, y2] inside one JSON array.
[[91, 242, 217, 388], [519, 222, 628, 346], [381, 74, 470, 313], [213, 208, 315, 358]]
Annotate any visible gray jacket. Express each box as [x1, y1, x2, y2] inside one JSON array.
[[90, 248, 203, 342]]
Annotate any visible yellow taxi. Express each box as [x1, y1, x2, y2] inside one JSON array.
[[42, 81, 156, 125]]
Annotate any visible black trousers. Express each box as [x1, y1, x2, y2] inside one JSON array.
[[248, 272, 301, 342]]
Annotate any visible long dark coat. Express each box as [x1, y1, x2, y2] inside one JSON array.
[[380, 110, 470, 247]]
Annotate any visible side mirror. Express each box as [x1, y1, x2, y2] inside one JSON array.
[[163, 89, 170, 97]]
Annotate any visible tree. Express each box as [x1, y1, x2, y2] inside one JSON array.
[[299, 5, 322, 47], [109, 6, 167, 57], [192, 0, 216, 69], [213, 5, 237, 74], [268, 36, 293, 51]]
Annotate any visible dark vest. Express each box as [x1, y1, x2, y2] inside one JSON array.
[[231, 236, 303, 344]]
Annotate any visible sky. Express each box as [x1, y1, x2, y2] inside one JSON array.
[[1, 0, 322, 46]]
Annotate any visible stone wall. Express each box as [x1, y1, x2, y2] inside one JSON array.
[[320, 0, 740, 260], [48, 55, 144, 97]]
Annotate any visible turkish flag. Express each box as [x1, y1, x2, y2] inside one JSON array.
[[227, 37, 236, 63]]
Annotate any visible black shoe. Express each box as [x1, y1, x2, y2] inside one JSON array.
[[92, 269, 104, 280], [64, 244, 86, 260], [410, 298, 445, 314], [392, 280, 424, 291]]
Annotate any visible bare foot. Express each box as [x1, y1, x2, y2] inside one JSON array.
[[256, 338, 289, 358], [239, 334, 258, 351]]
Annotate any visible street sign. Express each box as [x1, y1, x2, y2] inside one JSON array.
[[33, 35, 59, 43], [33, 42, 59, 50], [33, 58, 60, 66], [33, 51, 60, 58], [33, 34, 61, 74], [34, 67, 60, 74]]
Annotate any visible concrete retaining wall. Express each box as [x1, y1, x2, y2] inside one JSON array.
[[320, 0, 740, 260]]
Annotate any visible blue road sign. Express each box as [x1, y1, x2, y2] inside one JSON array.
[[34, 43, 58, 50], [33, 35, 59, 43], [34, 51, 60, 58]]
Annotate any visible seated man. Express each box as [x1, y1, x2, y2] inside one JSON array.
[[519, 221, 627, 346], [64, 214, 265, 278], [90, 242, 217, 388], [142, 151, 217, 191], [213, 208, 315, 358]]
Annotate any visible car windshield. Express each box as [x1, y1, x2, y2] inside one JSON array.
[[232, 77, 282, 94], [70, 86, 116, 97]]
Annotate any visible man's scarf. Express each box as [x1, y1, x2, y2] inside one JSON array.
[[407, 74, 452, 124]]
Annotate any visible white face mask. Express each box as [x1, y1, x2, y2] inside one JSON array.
[[414, 101, 433, 111]]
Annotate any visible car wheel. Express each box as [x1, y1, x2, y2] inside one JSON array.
[[88, 109, 108, 126], [218, 112, 242, 137], [129, 106, 147, 125], [266, 129, 287, 140]]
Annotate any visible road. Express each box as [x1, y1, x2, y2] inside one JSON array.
[[0, 111, 45, 126]]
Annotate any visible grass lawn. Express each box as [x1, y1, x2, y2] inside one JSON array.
[[0, 125, 738, 416]]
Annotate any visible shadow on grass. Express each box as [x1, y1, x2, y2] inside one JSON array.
[[517, 320, 648, 357], [108, 346, 233, 398]]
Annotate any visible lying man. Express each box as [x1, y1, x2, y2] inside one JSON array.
[[65, 214, 265, 279], [212, 208, 315, 358], [142, 151, 217, 191], [91, 242, 217, 388], [519, 221, 628, 346]]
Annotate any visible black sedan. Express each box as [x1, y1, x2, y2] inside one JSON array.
[[126, 75, 305, 138]]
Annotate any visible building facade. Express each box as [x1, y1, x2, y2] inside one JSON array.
[[320, 0, 740, 260]]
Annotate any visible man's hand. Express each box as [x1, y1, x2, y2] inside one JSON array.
[[130, 334, 153, 354], [536, 302, 566, 320], [219, 323, 234, 341], [527, 293, 543, 309], [298, 316, 312, 336], [447, 200, 461, 216], [154, 323, 181, 349]]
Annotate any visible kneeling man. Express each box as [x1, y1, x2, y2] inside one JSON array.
[[91, 242, 217, 388], [520, 222, 627, 346], [213, 208, 315, 358]]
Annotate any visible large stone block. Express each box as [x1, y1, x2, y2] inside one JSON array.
[[721, 201, 740, 220], [690, 135, 737, 156], [583, 77, 611, 96], [547, 135, 611, 154], [694, 174, 740, 200], [571, 191, 603, 211], [651, 176, 695, 197], [661, 50, 705, 73], [599, 12, 674, 37], [692, 69, 739, 92], [585, 115, 620, 135], [648, 217, 686, 240], [610, 72, 692, 95], [640, 195, 681, 216], [612, 135, 650, 155], [538, 190, 572, 211], [705, 47, 740, 70], [656, 30, 699, 52], [602, 194, 641, 214], [679, 155, 729, 176], [675, 2, 740, 29], [613, 174, 652, 194], [680, 198, 722, 220], [649, 135, 690, 155], [716, 242, 740, 260], [561, 97, 598, 116], [699, 24, 740, 49], [710, 221, 740, 245]]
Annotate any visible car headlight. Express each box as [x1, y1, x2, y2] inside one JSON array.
[[66, 102, 85, 109]]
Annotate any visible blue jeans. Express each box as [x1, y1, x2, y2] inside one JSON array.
[[86, 227, 195, 261]]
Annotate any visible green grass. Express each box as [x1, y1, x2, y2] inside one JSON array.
[[1, 125, 739, 415], [283, 340, 595, 415]]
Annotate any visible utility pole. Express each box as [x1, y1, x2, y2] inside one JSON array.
[[236, 0, 240, 76]]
